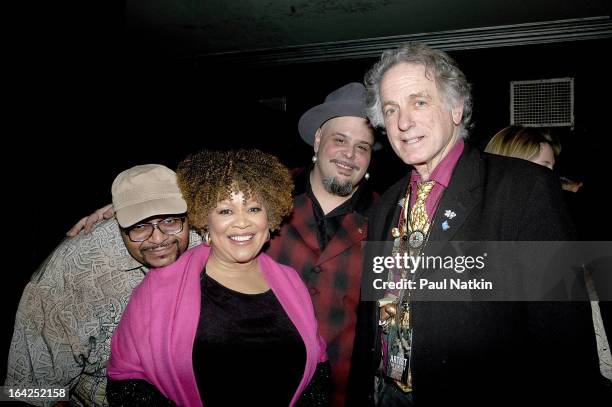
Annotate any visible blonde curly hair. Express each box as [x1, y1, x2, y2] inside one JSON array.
[[176, 149, 294, 233]]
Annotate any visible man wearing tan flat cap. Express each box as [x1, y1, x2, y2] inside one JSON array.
[[5, 164, 200, 406]]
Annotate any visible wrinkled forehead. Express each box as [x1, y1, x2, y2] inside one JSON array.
[[381, 62, 451, 108]]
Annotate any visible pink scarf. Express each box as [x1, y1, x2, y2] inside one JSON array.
[[108, 244, 327, 406]]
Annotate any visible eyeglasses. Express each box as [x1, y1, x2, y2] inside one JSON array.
[[124, 217, 186, 242]]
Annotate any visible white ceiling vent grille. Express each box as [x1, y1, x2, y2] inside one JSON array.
[[510, 78, 574, 127]]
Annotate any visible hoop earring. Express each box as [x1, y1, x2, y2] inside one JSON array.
[[204, 231, 211, 245], [312, 155, 317, 163], [364, 172, 370, 181]]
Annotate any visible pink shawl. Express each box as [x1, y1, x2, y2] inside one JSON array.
[[108, 244, 327, 406]]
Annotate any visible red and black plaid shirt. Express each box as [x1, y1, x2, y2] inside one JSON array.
[[266, 169, 378, 407]]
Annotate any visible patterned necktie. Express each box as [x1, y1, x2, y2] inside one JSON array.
[[410, 181, 436, 235]]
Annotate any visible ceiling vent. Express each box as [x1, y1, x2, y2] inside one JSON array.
[[510, 78, 574, 127]]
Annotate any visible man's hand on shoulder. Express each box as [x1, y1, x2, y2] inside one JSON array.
[[66, 204, 115, 236]]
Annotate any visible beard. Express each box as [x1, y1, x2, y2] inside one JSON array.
[[322, 176, 354, 197]]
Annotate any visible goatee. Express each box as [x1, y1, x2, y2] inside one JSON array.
[[322, 177, 353, 197]]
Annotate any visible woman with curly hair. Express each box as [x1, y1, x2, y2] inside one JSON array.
[[107, 149, 329, 407]]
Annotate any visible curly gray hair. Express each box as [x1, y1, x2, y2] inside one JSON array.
[[364, 42, 473, 139]]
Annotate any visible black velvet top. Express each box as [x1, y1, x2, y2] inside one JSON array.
[[192, 272, 306, 406]]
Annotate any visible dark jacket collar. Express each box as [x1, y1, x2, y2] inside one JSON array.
[[371, 142, 482, 243]]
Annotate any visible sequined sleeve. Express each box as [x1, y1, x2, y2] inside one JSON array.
[[106, 379, 176, 406], [295, 361, 331, 407]]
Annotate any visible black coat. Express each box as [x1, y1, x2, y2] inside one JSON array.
[[347, 145, 602, 406]]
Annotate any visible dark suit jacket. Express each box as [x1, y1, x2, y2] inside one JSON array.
[[347, 144, 602, 406]]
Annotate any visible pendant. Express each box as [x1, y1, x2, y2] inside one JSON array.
[[384, 303, 398, 317], [391, 227, 401, 238], [408, 230, 425, 249]]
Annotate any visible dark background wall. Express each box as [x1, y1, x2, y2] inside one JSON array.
[[4, 5, 610, 384]]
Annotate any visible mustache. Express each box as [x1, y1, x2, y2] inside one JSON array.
[[330, 159, 360, 171], [141, 240, 177, 252]]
